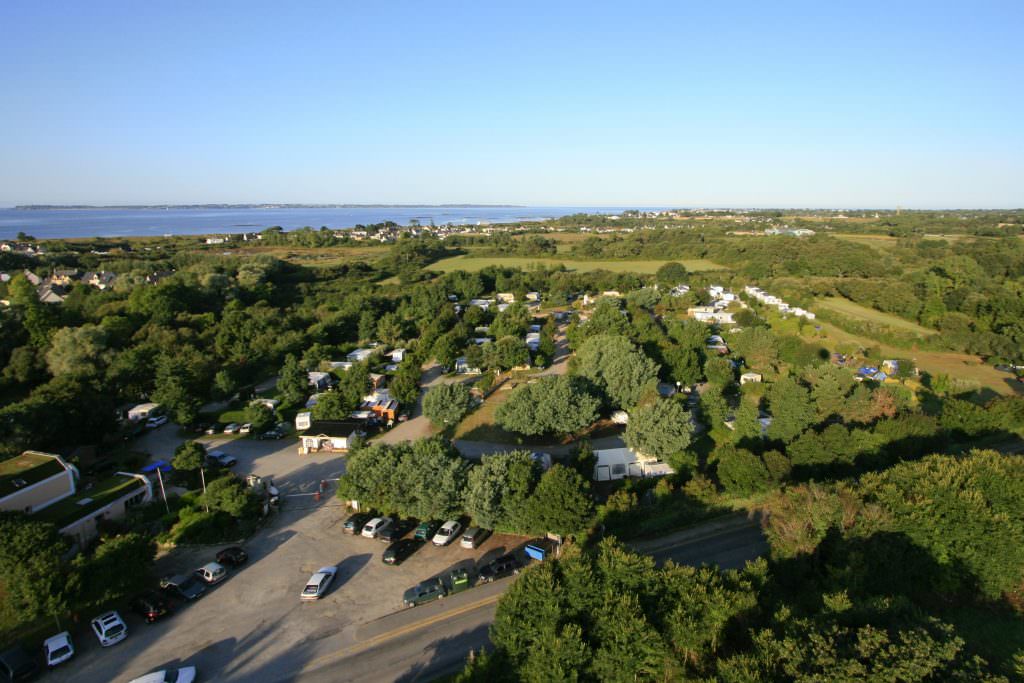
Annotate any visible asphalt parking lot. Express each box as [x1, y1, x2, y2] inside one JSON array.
[[47, 430, 529, 683]]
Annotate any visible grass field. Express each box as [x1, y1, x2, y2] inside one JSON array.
[[234, 245, 389, 266], [428, 255, 724, 274], [815, 297, 937, 336], [803, 320, 1018, 397]]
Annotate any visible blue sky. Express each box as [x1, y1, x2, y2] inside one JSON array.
[[1, 1, 1021, 207]]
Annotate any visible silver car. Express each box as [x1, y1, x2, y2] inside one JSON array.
[[300, 566, 338, 601]]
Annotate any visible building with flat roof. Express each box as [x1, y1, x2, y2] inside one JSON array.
[[0, 451, 79, 514]]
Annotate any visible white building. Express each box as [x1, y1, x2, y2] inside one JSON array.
[[592, 447, 674, 481]]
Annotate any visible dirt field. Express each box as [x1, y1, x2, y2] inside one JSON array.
[[427, 255, 723, 274]]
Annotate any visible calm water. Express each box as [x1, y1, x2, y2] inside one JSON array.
[[0, 206, 650, 240]]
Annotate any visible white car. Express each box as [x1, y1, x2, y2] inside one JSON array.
[[300, 566, 338, 600], [90, 611, 127, 647], [44, 631, 74, 667], [361, 516, 392, 539], [432, 520, 463, 546], [127, 666, 197, 683], [239, 423, 252, 434], [194, 561, 227, 585], [146, 415, 168, 428]]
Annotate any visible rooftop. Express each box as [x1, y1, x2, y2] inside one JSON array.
[[304, 420, 364, 438], [33, 474, 145, 529], [0, 451, 68, 498]]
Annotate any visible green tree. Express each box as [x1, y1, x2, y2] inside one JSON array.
[[201, 476, 257, 518], [376, 312, 407, 345], [423, 382, 473, 426], [0, 513, 69, 629], [312, 389, 356, 421], [483, 336, 530, 371], [152, 348, 208, 425], [731, 326, 779, 372], [358, 310, 377, 342], [715, 444, 772, 496], [496, 375, 601, 436], [464, 451, 539, 531], [71, 533, 155, 609], [389, 360, 421, 405], [399, 437, 469, 519], [623, 399, 693, 462], [526, 465, 595, 536], [655, 261, 688, 287], [491, 302, 531, 339], [278, 356, 309, 409], [765, 376, 815, 443], [574, 335, 659, 410], [45, 324, 111, 378], [243, 402, 276, 434], [172, 440, 206, 473], [704, 356, 735, 386]]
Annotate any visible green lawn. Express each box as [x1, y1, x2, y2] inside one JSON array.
[[427, 255, 724, 274], [815, 297, 937, 336], [35, 475, 144, 528]]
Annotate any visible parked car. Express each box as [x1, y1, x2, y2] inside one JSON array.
[[378, 518, 417, 543], [216, 546, 248, 566], [206, 450, 237, 468], [460, 527, 491, 549], [256, 429, 282, 440], [131, 591, 172, 623], [160, 574, 206, 601], [0, 646, 39, 681], [479, 553, 522, 583], [361, 516, 393, 539], [223, 423, 241, 434], [146, 415, 168, 428], [343, 511, 376, 534], [205, 424, 219, 435], [432, 520, 462, 546], [127, 666, 197, 683], [300, 566, 338, 600], [43, 632, 74, 668], [382, 539, 423, 566], [194, 561, 227, 585], [414, 520, 441, 541], [402, 577, 447, 607], [239, 423, 252, 434], [91, 611, 128, 647]]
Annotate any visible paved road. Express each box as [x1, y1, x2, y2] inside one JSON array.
[[373, 364, 466, 445], [290, 515, 768, 682]]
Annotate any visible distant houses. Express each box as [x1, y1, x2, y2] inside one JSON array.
[[744, 285, 816, 320]]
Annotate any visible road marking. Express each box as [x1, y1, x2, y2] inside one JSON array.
[[300, 592, 503, 673]]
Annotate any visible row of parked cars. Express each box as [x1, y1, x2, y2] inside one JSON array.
[[0, 547, 249, 681]]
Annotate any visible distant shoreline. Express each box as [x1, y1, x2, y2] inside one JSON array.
[[14, 203, 525, 211]]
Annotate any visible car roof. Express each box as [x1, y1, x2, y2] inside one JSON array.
[[199, 562, 224, 571], [44, 632, 71, 647], [94, 611, 121, 622]]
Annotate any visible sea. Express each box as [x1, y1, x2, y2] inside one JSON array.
[[0, 206, 651, 240]]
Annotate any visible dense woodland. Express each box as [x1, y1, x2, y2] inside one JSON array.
[[1, 213, 1023, 676]]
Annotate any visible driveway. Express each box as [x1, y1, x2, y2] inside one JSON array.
[[373, 363, 471, 445], [51, 439, 529, 683]]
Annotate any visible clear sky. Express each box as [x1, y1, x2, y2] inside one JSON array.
[[1, 1, 1021, 208]]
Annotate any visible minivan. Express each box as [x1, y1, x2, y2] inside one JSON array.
[[460, 527, 491, 549]]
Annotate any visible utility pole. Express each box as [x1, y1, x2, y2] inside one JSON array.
[[155, 467, 170, 514], [199, 467, 209, 513]]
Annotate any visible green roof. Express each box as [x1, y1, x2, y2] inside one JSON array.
[[0, 451, 67, 498], [34, 475, 145, 529]]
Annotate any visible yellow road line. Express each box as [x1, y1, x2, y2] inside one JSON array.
[[301, 592, 503, 673]]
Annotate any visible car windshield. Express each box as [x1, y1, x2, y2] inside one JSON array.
[[106, 622, 124, 635], [50, 644, 71, 658], [165, 671, 181, 683]]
